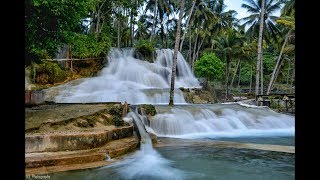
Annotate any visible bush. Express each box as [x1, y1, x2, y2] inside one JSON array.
[[112, 116, 124, 127], [65, 32, 111, 59], [134, 40, 155, 62], [194, 53, 225, 81], [30, 61, 67, 84], [109, 106, 123, 118], [139, 104, 157, 116]]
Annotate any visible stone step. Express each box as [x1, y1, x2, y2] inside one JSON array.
[[25, 126, 134, 153], [25, 136, 139, 174]]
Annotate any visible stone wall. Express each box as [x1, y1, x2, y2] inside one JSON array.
[[25, 126, 133, 153]]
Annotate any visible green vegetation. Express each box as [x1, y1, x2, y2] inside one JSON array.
[[112, 116, 124, 127], [194, 53, 224, 81], [29, 61, 67, 84], [25, 0, 295, 97], [109, 105, 124, 118], [139, 104, 157, 116], [134, 40, 156, 62], [65, 33, 111, 58]]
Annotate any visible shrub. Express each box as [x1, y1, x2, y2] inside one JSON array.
[[30, 61, 67, 84], [134, 40, 155, 62], [113, 116, 124, 127], [194, 53, 225, 81]]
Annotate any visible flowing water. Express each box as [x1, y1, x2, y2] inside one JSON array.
[[55, 48, 200, 104], [49, 48, 294, 179], [149, 104, 294, 139]]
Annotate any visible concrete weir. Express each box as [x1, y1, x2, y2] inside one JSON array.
[[25, 102, 143, 175], [25, 127, 133, 153]]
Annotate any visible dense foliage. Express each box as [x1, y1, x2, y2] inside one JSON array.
[[25, 0, 295, 95], [194, 53, 225, 81]]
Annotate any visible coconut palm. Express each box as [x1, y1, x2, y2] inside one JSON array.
[[169, 0, 185, 106], [145, 0, 175, 45], [241, 0, 284, 43], [266, 4, 295, 94], [213, 29, 245, 100], [241, 0, 284, 95]]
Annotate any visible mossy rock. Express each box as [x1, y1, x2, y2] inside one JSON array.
[[29, 61, 67, 84], [112, 116, 124, 127], [134, 40, 155, 63], [139, 104, 157, 116], [109, 105, 123, 118]]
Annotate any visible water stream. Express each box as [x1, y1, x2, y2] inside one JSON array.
[[49, 48, 294, 179], [55, 48, 199, 104]]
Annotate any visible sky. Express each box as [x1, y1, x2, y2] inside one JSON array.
[[224, 0, 281, 20]]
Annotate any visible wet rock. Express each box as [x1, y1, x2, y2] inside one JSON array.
[[76, 119, 89, 128]]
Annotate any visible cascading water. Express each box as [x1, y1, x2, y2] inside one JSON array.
[[54, 48, 200, 104], [105, 111, 186, 179], [148, 104, 295, 139]]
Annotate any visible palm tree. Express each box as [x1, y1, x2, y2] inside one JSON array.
[[146, 0, 175, 44], [169, 0, 185, 106], [241, 0, 284, 95], [266, 3, 295, 94], [230, 39, 257, 89], [179, 0, 196, 52], [188, 0, 215, 70], [241, 0, 284, 43], [213, 29, 245, 100]]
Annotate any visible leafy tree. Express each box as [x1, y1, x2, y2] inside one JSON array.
[[213, 29, 245, 99], [194, 53, 225, 81], [25, 0, 97, 63]]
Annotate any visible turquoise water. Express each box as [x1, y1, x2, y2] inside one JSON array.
[[50, 137, 294, 180], [211, 136, 294, 146]]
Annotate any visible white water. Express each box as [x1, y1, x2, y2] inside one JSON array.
[[55, 48, 200, 104], [149, 104, 295, 139], [103, 111, 186, 180]]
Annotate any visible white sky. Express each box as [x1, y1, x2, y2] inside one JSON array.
[[224, 0, 281, 20]]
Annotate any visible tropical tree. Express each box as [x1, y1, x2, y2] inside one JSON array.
[[25, 0, 97, 64], [266, 0, 295, 94], [213, 29, 245, 100], [241, 0, 284, 95], [241, 0, 284, 43], [194, 52, 225, 81], [169, 0, 185, 106]]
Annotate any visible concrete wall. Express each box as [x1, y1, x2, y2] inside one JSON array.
[[25, 126, 133, 153]]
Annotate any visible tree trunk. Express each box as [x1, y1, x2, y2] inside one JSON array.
[[260, 55, 263, 94], [266, 30, 291, 94], [237, 62, 242, 89], [290, 57, 295, 93], [230, 59, 241, 89], [225, 59, 230, 101], [256, 0, 265, 96], [249, 64, 253, 93], [117, 20, 121, 48], [130, 0, 134, 47], [179, 0, 196, 52], [195, 36, 205, 61], [286, 61, 291, 88], [191, 33, 199, 72], [188, 31, 192, 64], [150, 0, 158, 41], [169, 0, 184, 106]]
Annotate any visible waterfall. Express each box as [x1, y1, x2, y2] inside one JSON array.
[[110, 110, 186, 179], [55, 48, 200, 104], [149, 104, 295, 138], [127, 111, 153, 152]]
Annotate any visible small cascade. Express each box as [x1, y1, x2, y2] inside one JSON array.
[[55, 48, 200, 104], [127, 111, 152, 152], [150, 104, 295, 138], [110, 109, 186, 179]]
